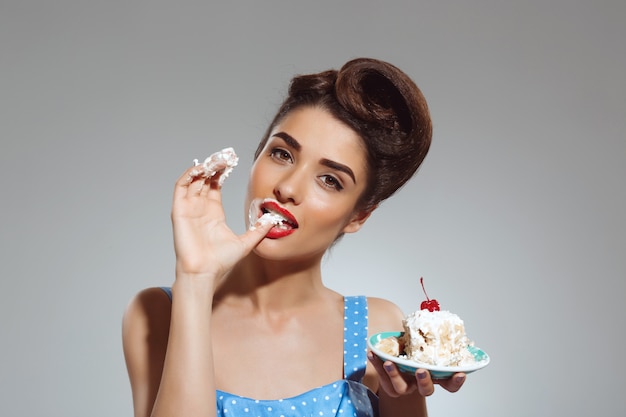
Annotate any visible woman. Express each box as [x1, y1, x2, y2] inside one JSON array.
[[123, 58, 466, 417]]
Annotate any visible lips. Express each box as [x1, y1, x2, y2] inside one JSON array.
[[249, 198, 299, 238]]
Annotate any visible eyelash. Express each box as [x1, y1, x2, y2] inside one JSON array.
[[269, 147, 292, 162], [268, 147, 344, 191], [320, 175, 344, 191]]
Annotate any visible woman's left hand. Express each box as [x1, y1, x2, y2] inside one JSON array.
[[367, 351, 466, 397]]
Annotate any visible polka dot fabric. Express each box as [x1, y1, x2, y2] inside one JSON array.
[[159, 289, 378, 417], [343, 296, 369, 382], [216, 378, 377, 417]]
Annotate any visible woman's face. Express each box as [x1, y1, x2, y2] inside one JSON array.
[[245, 106, 371, 262]]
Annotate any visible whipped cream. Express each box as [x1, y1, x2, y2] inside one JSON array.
[[400, 310, 475, 366], [256, 212, 284, 227], [248, 198, 292, 230], [191, 147, 239, 186]]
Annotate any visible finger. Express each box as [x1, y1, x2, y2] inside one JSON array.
[[198, 177, 213, 197], [196, 160, 231, 185], [197, 168, 230, 199], [367, 352, 399, 398], [174, 167, 204, 200], [415, 369, 435, 397], [206, 170, 227, 193], [382, 361, 412, 395], [176, 169, 224, 200], [186, 175, 213, 198], [199, 159, 230, 179], [175, 166, 194, 185], [237, 220, 275, 252], [436, 372, 466, 393], [174, 161, 227, 188], [203, 177, 225, 204]]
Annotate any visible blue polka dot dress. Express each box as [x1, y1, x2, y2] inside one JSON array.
[[160, 289, 378, 417]]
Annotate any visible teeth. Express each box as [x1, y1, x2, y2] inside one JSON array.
[[258, 212, 285, 226], [248, 199, 287, 230], [247, 198, 296, 231], [263, 208, 289, 222]]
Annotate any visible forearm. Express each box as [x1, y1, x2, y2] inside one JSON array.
[[151, 278, 216, 417], [378, 389, 428, 417]]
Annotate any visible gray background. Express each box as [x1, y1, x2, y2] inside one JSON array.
[[1, 1, 624, 416]]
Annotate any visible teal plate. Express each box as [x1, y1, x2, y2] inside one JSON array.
[[368, 331, 490, 379]]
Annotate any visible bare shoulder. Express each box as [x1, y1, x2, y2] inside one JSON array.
[[122, 286, 172, 361], [122, 287, 172, 335], [122, 287, 172, 416], [366, 296, 405, 334]]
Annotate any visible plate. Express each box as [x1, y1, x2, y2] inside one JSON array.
[[368, 331, 490, 379]]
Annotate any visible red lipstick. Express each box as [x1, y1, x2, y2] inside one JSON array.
[[259, 199, 298, 239]]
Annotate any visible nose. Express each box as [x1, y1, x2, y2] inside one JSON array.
[[273, 169, 304, 205]]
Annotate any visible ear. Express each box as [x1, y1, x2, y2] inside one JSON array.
[[342, 206, 377, 234]]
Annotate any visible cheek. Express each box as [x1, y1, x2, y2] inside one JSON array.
[[307, 198, 356, 229], [247, 163, 267, 192], [245, 166, 263, 205]]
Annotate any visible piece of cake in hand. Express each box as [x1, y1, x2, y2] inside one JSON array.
[[375, 277, 477, 367], [400, 277, 475, 366], [400, 309, 475, 366]]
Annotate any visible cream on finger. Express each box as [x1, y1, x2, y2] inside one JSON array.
[[191, 147, 239, 186], [247, 198, 299, 238]]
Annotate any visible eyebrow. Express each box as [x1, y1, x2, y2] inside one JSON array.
[[273, 132, 301, 151], [320, 158, 356, 184], [272, 131, 357, 184]]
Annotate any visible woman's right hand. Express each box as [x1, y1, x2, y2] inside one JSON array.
[[171, 162, 272, 283]]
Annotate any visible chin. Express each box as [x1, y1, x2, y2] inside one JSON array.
[[251, 240, 327, 264]]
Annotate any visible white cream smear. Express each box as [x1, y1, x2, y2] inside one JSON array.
[[400, 310, 476, 366], [248, 198, 291, 230], [191, 147, 239, 186]]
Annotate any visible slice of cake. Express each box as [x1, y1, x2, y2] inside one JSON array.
[[400, 309, 475, 366], [375, 277, 476, 367]]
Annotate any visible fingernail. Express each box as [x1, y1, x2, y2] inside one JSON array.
[[367, 351, 374, 361], [456, 375, 466, 384], [384, 363, 394, 372], [417, 370, 428, 380]]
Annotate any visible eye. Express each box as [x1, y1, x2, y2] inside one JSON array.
[[269, 147, 292, 163], [319, 174, 344, 191]]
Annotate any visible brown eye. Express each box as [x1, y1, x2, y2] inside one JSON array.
[[270, 148, 292, 162], [320, 175, 344, 191]]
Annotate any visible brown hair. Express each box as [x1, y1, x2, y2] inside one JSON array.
[[254, 57, 432, 211]]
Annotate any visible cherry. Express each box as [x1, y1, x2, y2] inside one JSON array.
[[419, 277, 440, 312]]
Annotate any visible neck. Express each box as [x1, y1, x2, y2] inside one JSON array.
[[215, 252, 328, 311]]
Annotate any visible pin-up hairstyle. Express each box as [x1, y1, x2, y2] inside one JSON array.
[[254, 58, 432, 212]]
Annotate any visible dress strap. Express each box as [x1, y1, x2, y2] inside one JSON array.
[[343, 296, 368, 382], [160, 286, 172, 300]]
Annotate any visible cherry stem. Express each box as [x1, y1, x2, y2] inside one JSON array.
[[420, 277, 430, 301]]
